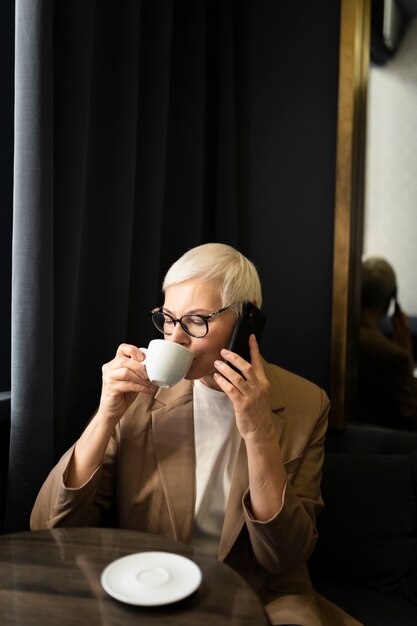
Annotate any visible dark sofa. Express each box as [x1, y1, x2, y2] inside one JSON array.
[[308, 424, 417, 626]]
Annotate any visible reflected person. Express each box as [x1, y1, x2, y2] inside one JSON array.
[[357, 256, 417, 429], [31, 243, 361, 625]]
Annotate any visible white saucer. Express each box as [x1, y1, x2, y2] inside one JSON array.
[[101, 551, 203, 606]]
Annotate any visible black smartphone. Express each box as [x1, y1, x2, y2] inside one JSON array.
[[226, 301, 266, 369]]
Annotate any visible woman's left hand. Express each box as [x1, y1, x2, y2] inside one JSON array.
[[213, 334, 272, 440]]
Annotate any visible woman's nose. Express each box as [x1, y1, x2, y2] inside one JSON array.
[[169, 322, 190, 345]]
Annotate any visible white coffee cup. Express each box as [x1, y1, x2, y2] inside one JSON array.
[[140, 339, 194, 388]]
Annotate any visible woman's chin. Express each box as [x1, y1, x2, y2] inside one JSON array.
[[185, 362, 212, 383], [184, 358, 207, 380], [184, 363, 199, 380]]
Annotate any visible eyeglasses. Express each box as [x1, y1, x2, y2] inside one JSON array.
[[151, 306, 232, 338]]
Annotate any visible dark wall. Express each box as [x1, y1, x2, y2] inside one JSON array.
[[236, 2, 340, 390]]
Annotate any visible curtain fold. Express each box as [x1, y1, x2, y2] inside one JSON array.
[[52, 0, 144, 454], [7, 0, 54, 531]]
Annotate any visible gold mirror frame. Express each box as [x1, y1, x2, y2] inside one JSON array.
[[330, 0, 371, 429]]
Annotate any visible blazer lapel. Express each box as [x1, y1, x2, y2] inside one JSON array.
[[151, 381, 196, 544]]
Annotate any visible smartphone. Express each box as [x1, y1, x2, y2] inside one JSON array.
[[226, 301, 266, 370]]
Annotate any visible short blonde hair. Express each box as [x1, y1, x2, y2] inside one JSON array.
[[162, 243, 262, 313]]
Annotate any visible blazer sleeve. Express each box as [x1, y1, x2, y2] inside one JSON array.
[[30, 427, 119, 530], [242, 387, 329, 574]]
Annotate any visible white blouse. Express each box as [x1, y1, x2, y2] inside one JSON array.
[[192, 379, 242, 556]]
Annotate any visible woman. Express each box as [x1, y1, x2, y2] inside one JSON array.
[[31, 243, 360, 625]]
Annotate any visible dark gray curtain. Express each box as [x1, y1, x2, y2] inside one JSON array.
[[5, 0, 251, 532], [0, 0, 14, 531], [7, 0, 54, 532], [5, 0, 341, 532]]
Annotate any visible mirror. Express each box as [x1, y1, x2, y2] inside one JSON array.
[[330, 0, 417, 429], [330, 0, 371, 429]]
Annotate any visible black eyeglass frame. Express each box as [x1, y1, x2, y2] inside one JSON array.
[[151, 306, 233, 338]]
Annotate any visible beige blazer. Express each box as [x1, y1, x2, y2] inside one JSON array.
[[31, 361, 362, 626]]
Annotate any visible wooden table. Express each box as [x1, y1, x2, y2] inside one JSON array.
[[0, 527, 271, 625]]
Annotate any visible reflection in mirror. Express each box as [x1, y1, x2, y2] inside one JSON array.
[[330, 0, 417, 429], [356, 8, 417, 430], [356, 256, 417, 429]]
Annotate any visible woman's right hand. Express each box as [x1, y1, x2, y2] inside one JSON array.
[[97, 343, 157, 424]]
